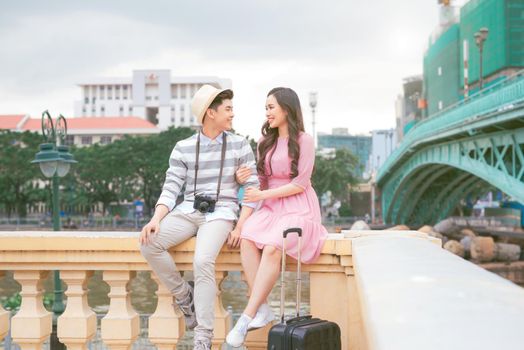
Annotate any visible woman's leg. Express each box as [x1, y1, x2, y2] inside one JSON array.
[[240, 239, 262, 292], [243, 245, 282, 317], [226, 245, 281, 347]]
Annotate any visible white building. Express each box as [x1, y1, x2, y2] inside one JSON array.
[[74, 70, 232, 130], [365, 128, 397, 178]]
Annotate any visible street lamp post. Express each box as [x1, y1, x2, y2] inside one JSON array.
[[474, 27, 489, 91], [32, 111, 76, 349], [309, 92, 318, 148]]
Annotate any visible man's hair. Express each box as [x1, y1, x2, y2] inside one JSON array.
[[209, 89, 233, 111], [203, 89, 233, 123]]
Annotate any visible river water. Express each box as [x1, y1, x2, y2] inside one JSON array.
[[0, 270, 310, 349]]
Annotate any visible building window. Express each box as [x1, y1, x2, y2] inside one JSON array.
[[181, 116, 185, 123], [128, 106, 133, 113], [91, 107, 95, 113], [92, 97, 96, 104], [116, 86, 120, 100], [172, 85, 178, 99], [191, 117, 195, 123], [146, 96, 152, 101], [101, 106, 105, 116], [108, 86, 112, 100], [65, 135, 75, 146], [84, 97, 89, 104], [81, 136, 92, 145], [119, 106, 124, 116], [100, 86, 105, 100], [171, 117, 175, 124], [181, 85, 186, 98], [123, 85, 128, 100], [100, 136, 112, 145]]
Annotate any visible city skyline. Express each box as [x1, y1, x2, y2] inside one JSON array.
[[0, 0, 467, 139]]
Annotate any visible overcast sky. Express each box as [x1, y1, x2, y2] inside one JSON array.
[[0, 1, 467, 138]]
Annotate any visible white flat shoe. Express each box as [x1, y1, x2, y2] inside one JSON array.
[[248, 303, 275, 330], [226, 314, 252, 348]]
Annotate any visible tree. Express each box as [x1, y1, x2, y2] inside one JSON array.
[[0, 131, 47, 217], [72, 137, 143, 216], [312, 149, 360, 202], [127, 127, 195, 215]]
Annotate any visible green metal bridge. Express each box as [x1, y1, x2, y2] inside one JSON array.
[[377, 71, 524, 225]]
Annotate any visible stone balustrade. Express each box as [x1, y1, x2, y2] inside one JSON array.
[[2, 230, 523, 350], [0, 231, 356, 350]]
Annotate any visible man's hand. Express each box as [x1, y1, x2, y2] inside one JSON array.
[[139, 218, 161, 245], [227, 227, 242, 249], [235, 165, 251, 185]]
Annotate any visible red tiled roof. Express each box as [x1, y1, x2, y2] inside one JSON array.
[[0, 115, 26, 130], [22, 116, 158, 131]]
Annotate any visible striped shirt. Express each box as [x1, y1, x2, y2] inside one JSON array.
[[156, 131, 259, 221]]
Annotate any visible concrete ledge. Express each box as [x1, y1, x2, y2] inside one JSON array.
[[351, 232, 524, 350], [0, 231, 348, 253]]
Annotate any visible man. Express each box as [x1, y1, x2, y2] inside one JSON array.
[[139, 85, 259, 350]]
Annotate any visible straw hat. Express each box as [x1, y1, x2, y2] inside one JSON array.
[[191, 84, 232, 125]]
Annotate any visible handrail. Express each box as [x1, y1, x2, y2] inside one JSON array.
[[377, 69, 524, 183]]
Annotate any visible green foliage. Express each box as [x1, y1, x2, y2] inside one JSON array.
[[126, 127, 194, 214], [3, 127, 361, 218], [0, 292, 53, 311], [0, 131, 48, 217], [69, 126, 194, 216], [312, 148, 360, 201], [0, 293, 21, 311], [338, 202, 352, 217], [0, 127, 194, 217]]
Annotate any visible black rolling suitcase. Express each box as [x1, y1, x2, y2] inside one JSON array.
[[267, 228, 341, 350]]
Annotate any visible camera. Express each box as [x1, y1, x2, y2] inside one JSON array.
[[194, 194, 216, 213]]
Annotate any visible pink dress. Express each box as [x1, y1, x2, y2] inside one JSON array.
[[241, 133, 328, 263]]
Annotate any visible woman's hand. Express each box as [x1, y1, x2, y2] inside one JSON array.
[[243, 186, 265, 202], [235, 165, 251, 185], [227, 226, 242, 249]]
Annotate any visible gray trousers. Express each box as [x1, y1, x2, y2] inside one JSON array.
[[140, 209, 234, 340]]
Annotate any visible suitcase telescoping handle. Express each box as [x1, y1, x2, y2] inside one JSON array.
[[280, 227, 303, 323]]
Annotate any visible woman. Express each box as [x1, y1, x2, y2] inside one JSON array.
[[226, 87, 328, 347]]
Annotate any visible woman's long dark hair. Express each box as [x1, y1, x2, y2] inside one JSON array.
[[257, 87, 305, 178]]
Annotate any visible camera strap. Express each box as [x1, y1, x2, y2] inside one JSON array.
[[194, 131, 228, 203]]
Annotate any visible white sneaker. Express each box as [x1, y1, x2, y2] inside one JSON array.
[[226, 314, 252, 348], [248, 303, 275, 330]]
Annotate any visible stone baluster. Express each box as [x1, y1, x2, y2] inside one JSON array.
[[11, 270, 52, 350], [310, 268, 356, 350], [101, 271, 139, 350], [148, 273, 185, 350], [0, 271, 9, 342], [212, 271, 231, 350], [57, 270, 97, 350], [241, 272, 273, 350]]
